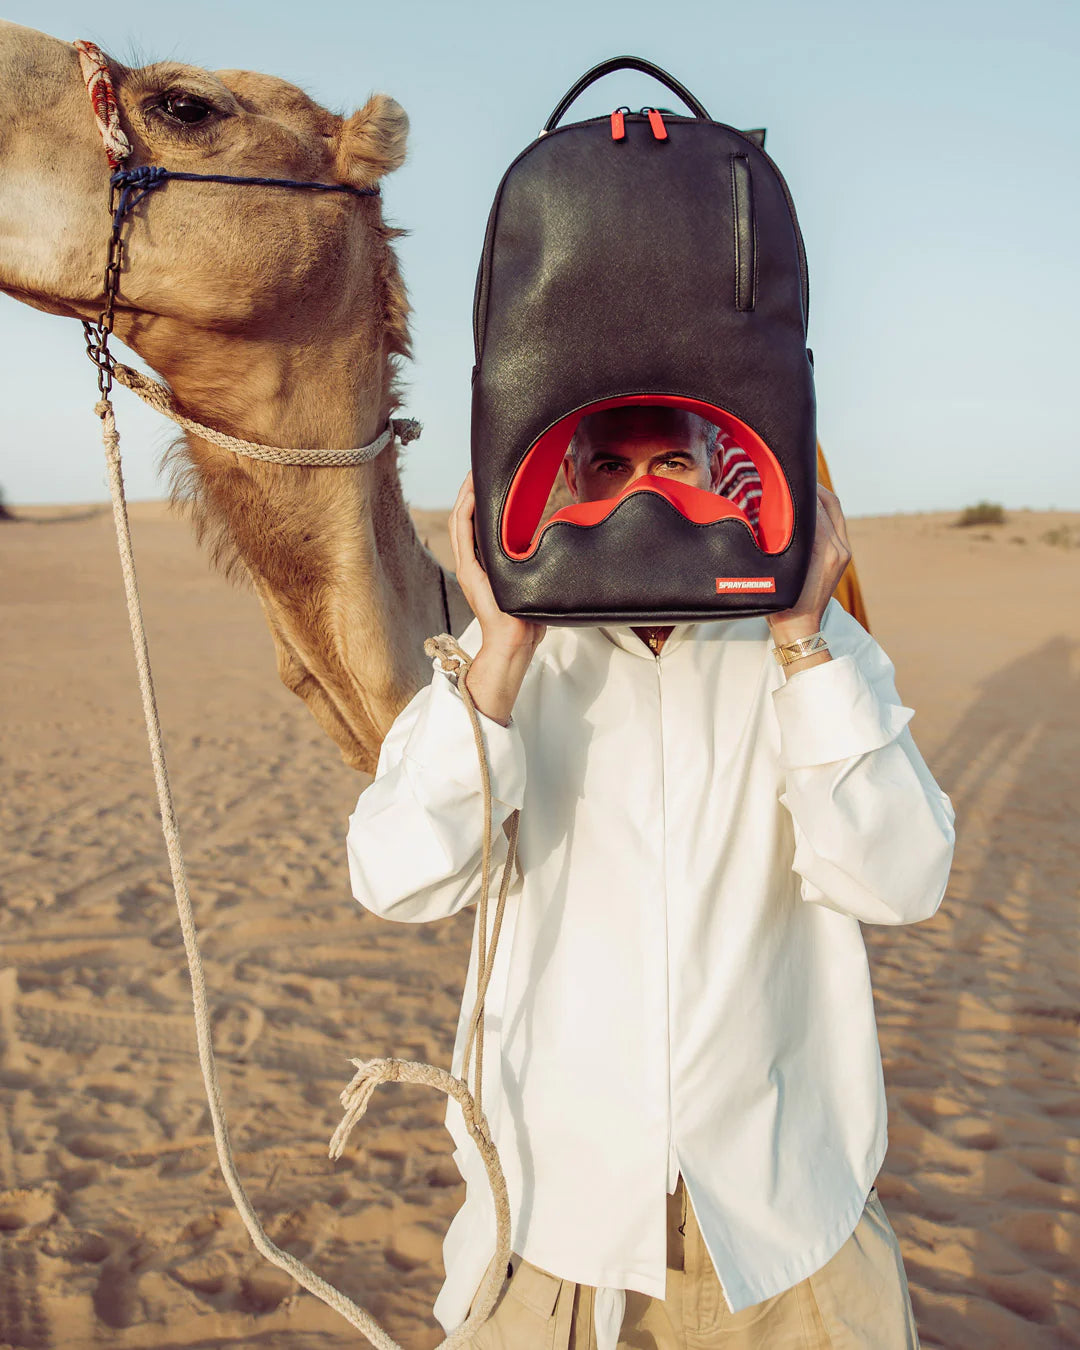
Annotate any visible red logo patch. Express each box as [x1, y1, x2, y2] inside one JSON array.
[[715, 577, 777, 593]]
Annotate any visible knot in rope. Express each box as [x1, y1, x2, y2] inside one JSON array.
[[111, 165, 172, 223], [94, 400, 121, 468], [393, 417, 423, 447], [329, 1057, 408, 1161], [121, 164, 169, 189], [424, 633, 473, 679]]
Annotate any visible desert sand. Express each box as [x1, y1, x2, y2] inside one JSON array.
[[1, 500, 1077, 1349]]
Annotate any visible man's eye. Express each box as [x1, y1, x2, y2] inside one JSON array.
[[160, 93, 216, 124], [597, 463, 627, 475]]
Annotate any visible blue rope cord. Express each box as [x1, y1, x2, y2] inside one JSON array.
[[110, 164, 379, 225]]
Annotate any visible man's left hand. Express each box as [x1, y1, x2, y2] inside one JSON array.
[[767, 483, 852, 644]]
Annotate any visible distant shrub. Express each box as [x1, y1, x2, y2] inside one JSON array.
[[955, 500, 1006, 527], [1041, 525, 1078, 549], [0, 485, 15, 522]]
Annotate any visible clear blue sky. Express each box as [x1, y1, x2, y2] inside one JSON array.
[[3, 0, 1077, 514]]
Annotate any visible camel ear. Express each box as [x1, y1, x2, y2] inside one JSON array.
[[338, 93, 409, 187]]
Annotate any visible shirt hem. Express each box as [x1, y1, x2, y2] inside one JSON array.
[[707, 1133, 890, 1314], [510, 1242, 669, 1304]]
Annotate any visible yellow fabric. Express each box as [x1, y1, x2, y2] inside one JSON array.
[[817, 442, 870, 633]]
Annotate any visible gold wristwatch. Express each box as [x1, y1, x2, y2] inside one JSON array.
[[772, 631, 829, 666]]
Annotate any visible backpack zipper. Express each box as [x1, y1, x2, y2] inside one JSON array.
[[643, 107, 668, 141], [730, 153, 757, 312]]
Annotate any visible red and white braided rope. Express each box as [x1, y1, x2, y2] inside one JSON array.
[[74, 39, 131, 169]]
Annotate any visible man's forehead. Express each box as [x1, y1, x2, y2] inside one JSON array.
[[578, 407, 705, 450]]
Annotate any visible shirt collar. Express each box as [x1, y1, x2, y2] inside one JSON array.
[[596, 622, 700, 660]]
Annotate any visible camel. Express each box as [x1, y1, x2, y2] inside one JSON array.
[[0, 20, 472, 775]]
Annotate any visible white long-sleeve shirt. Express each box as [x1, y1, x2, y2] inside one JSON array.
[[345, 597, 955, 1342]]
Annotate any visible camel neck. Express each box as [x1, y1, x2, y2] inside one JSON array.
[[117, 320, 456, 772]]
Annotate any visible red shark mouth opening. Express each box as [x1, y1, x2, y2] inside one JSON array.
[[499, 396, 795, 561]]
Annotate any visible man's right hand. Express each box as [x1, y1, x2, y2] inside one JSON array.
[[448, 471, 546, 725]]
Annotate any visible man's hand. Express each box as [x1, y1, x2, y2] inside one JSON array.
[[448, 472, 546, 724], [767, 483, 852, 672]]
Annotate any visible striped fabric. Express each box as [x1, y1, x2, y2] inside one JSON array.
[[717, 437, 872, 633], [716, 431, 762, 531]]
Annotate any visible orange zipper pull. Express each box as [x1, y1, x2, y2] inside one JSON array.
[[610, 107, 626, 141], [646, 107, 667, 141]]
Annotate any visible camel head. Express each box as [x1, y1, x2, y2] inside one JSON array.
[[0, 21, 469, 775], [0, 21, 408, 348]]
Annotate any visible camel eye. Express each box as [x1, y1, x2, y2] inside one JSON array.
[[161, 92, 215, 124]]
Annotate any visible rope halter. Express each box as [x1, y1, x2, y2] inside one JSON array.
[[75, 40, 131, 169]]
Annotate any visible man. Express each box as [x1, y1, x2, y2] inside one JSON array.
[[346, 406, 955, 1349]]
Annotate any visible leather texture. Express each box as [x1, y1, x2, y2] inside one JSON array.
[[471, 59, 816, 624]]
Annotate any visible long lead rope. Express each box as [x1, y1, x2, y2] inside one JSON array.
[[94, 395, 514, 1347], [420, 637, 522, 1124], [76, 38, 515, 1342]]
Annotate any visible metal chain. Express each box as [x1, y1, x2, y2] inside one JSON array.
[[82, 179, 123, 400], [82, 165, 381, 417]]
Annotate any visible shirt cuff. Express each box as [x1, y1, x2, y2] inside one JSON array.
[[771, 653, 915, 769], [402, 664, 527, 809]]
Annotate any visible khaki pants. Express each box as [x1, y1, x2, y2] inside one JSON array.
[[466, 1178, 921, 1348]]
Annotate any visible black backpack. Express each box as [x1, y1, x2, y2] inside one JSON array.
[[470, 56, 817, 625]]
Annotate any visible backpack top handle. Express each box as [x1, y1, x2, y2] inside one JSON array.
[[542, 55, 711, 133]]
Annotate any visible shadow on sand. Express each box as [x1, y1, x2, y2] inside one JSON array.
[[867, 635, 1079, 1348]]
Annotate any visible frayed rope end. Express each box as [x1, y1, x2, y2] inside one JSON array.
[[391, 417, 423, 446], [328, 1057, 405, 1161]]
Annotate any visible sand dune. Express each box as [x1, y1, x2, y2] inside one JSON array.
[[1, 501, 1077, 1348]]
